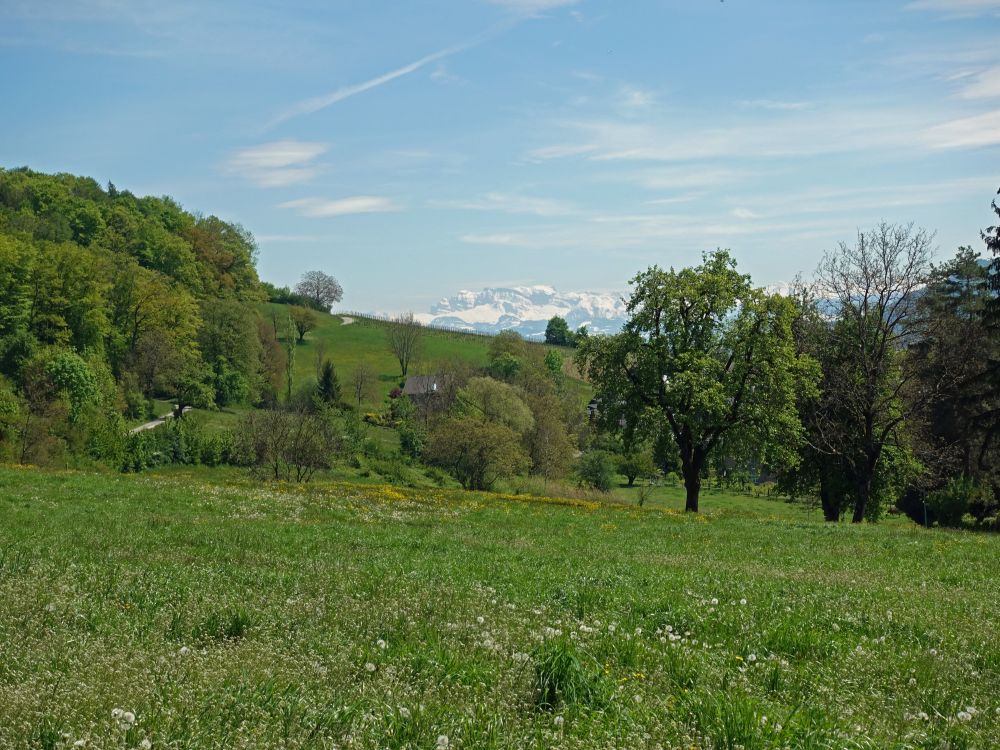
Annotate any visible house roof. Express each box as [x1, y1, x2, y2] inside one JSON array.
[[402, 375, 446, 396]]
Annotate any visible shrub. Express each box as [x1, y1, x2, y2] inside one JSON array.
[[235, 408, 341, 482], [423, 415, 530, 491], [576, 450, 616, 492], [927, 477, 992, 528]]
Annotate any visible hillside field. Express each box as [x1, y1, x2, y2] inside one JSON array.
[[1, 467, 998, 749], [266, 306, 589, 410]]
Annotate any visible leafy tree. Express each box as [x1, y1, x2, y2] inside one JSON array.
[[545, 316, 573, 346], [173, 373, 215, 418], [45, 349, 99, 423], [616, 444, 657, 487], [290, 305, 318, 342], [577, 250, 817, 512], [198, 297, 262, 406], [295, 270, 343, 311], [424, 416, 530, 490], [524, 390, 575, 479], [456, 377, 535, 436], [544, 349, 564, 384], [576, 450, 616, 492], [386, 312, 423, 377], [317, 360, 341, 405]]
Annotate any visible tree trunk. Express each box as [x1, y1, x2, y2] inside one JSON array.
[[819, 472, 839, 522], [852, 477, 871, 523], [684, 472, 700, 512], [680, 444, 703, 512]]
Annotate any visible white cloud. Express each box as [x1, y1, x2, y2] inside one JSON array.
[[740, 99, 811, 111], [487, 0, 580, 15], [528, 103, 947, 166], [732, 207, 759, 219], [924, 109, 1000, 148], [459, 233, 538, 247], [435, 192, 576, 216], [525, 143, 599, 160], [270, 36, 484, 127], [224, 140, 327, 187], [957, 66, 1000, 99], [278, 196, 399, 218], [906, 0, 1000, 15], [620, 85, 655, 110]]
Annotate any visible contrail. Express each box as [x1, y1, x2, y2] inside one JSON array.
[[268, 25, 510, 129]]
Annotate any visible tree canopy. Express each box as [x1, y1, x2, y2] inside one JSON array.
[[577, 250, 818, 512]]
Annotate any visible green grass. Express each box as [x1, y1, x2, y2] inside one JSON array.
[[1, 467, 998, 748], [265, 305, 588, 410]]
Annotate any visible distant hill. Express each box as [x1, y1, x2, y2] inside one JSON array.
[[414, 285, 627, 338], [269, 306, 590, 410]]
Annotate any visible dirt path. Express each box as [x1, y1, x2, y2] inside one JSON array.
[[129, 406, 191, 434], [340, 316, 355, 325]]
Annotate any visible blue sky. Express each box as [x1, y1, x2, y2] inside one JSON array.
[[2, 0, 998, 313]]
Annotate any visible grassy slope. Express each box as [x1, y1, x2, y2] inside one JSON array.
[[265, 305, 588, 410], [1, 467, 997, 749]]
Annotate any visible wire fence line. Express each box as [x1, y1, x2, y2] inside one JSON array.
[[335, 311, 512, 342]]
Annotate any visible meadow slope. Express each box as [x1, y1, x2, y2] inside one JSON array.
[[1, 468, 998, 749]]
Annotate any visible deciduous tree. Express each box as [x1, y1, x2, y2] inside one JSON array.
[[386, 312, 423, 377], [295, 270, 343, 311], [577, 250, 817, 512]]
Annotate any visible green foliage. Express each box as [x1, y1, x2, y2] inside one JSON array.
[[576, 449, 616, 492], [544, 316, 574, 347], [398, 421, 425, 460], [0, 167, 271, 466], [317, 360, 341, 405], [616, 445, 658, 487], [424, 415, 531, 490], [926, 477, 993, 528], [543, 349, 564, 383], [290, 305, 318, 342], [44, 349, 99, 422], [456, 377, 534, 436], [577, 250, 817, 511]]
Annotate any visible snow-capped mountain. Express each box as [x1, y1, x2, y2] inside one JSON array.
[[415, 285, 627, 338]]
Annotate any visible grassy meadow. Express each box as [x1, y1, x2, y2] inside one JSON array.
[[2, 466, 998, 749]]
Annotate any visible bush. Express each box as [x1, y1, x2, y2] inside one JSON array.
[[927, 477, 993, 528], [398, 421, 424, 459], [235, 408, 341, 482], [576, 450, 616, 492]]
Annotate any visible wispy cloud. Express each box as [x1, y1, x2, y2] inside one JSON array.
[[223, 140, 327, 187], [487, 0, 580, 16], [459, 232, 539, 247], [434, 192, 576, 216], [528, 104, 941, 165], [924, 109, 1000, 148], [956, 65, 1000, 99], [619, 85, 655, 110], [278, 196, 399, 218], [906, 0, 1000, 16], [740, 99, 812, 111]]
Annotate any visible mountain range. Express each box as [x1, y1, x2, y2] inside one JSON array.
[[414, 286, 628, 338]]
